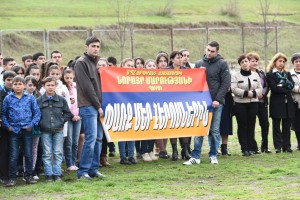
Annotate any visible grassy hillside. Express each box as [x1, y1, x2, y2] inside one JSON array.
[[1, 0, 300, 66], [1, 0, 300, 29]]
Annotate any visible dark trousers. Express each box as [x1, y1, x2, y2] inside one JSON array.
[[234, 102, 258, 152], [35, 139, 43, 176], [141, 140, 155, 154], [9, 130, 33, 179], [253, 102, 270, 150], [135, 141, 141, 154], [108, 142, 115, 153], [272, 118, 292, 150], [100, 133, 107, 157], [0, 130, 9, 181], [295, 131, 300, 148]]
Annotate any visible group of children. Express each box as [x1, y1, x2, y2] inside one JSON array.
[[0, 61, 77, 187]]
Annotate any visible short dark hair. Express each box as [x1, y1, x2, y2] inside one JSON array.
[[32, 52, 45, 61], [42, 76, 57, 86], [11, 65, 25, 75], [291, 53, 300, 64], [238, 54, 248, 65], [25, 64, 39, 77], [67, 56, 80, 69], [86, 36, 100, 46], [3, 57, 14, 66], [21, 54, 33, 62], [107, 56, 117, 66], [207, 41, 220, 51], [12, 76, 25, 84], [50, 50, 62, 58], [25, 75, 38, 87], [134, 57, 145, 68], [3, 71, 17, 81], [168, 51, 183, 66]]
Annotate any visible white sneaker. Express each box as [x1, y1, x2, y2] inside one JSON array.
[[148, 152, 158, 160], [210, 156, 218, 164], [183, 158, 200, 165], [33, 175, 39, 180], [142, 153, 152, 162]]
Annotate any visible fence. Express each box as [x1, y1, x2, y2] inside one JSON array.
[[0, 26, 299, 67]]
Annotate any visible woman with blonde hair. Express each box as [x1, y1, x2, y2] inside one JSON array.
[[266, 53, 295, 153]]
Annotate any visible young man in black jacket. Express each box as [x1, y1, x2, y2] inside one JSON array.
[[184, 41, 230, 165]]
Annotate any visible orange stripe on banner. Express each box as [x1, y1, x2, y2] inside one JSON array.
[[100, 68, 209, 92], [101, 113, 212, 142]]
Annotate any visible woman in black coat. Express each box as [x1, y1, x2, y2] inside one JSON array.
[[266, 53, 295, 153]]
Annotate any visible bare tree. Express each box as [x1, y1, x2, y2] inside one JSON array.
[[112, 0, 134, 61], [259, 0, 277, 69]]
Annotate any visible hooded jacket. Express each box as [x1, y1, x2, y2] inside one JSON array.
[[195, 54, 230, 104]]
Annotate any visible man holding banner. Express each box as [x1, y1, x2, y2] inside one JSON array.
[[75, 36, 105, 180], [184, 41, 230, 165]]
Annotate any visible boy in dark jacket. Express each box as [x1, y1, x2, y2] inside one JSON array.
[[37, 76, 73, 182]]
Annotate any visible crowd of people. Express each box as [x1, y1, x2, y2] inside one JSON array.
[[0, 37, 299, 187]]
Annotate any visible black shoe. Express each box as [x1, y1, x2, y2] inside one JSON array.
[[25, 176, 37, 184], [6, 179, 16, 187], [242, 151, 250, 156], [261, 148, 272, 153], [252, 150, 261, 154], [221, 144, 231, 156], [275, 149, 281, 154], [53, 175, 62, 182], [46, 175, 53, 182], [128, 157, 137, 164], [181, 144, 191, 160], [120, 158, 131, 165], [159, 151, 169, 159], [283, 148, 293, 153], [77, 173, 92, 180], [108, 151, 115, 157], [89, 171, 106, 178]]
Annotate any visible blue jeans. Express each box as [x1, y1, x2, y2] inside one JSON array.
[[77, 106, 103, 176], [141, 140, 155, 154], [41, 131, 64, 176], [9, 130, 33, 179], [65, 119, 81, 167], [191, 105, 223, 159], [118, 141, 134, 159]]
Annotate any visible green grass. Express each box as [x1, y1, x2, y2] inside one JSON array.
[[1, 120, 300, 199], [1, 0, 300, 29]]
